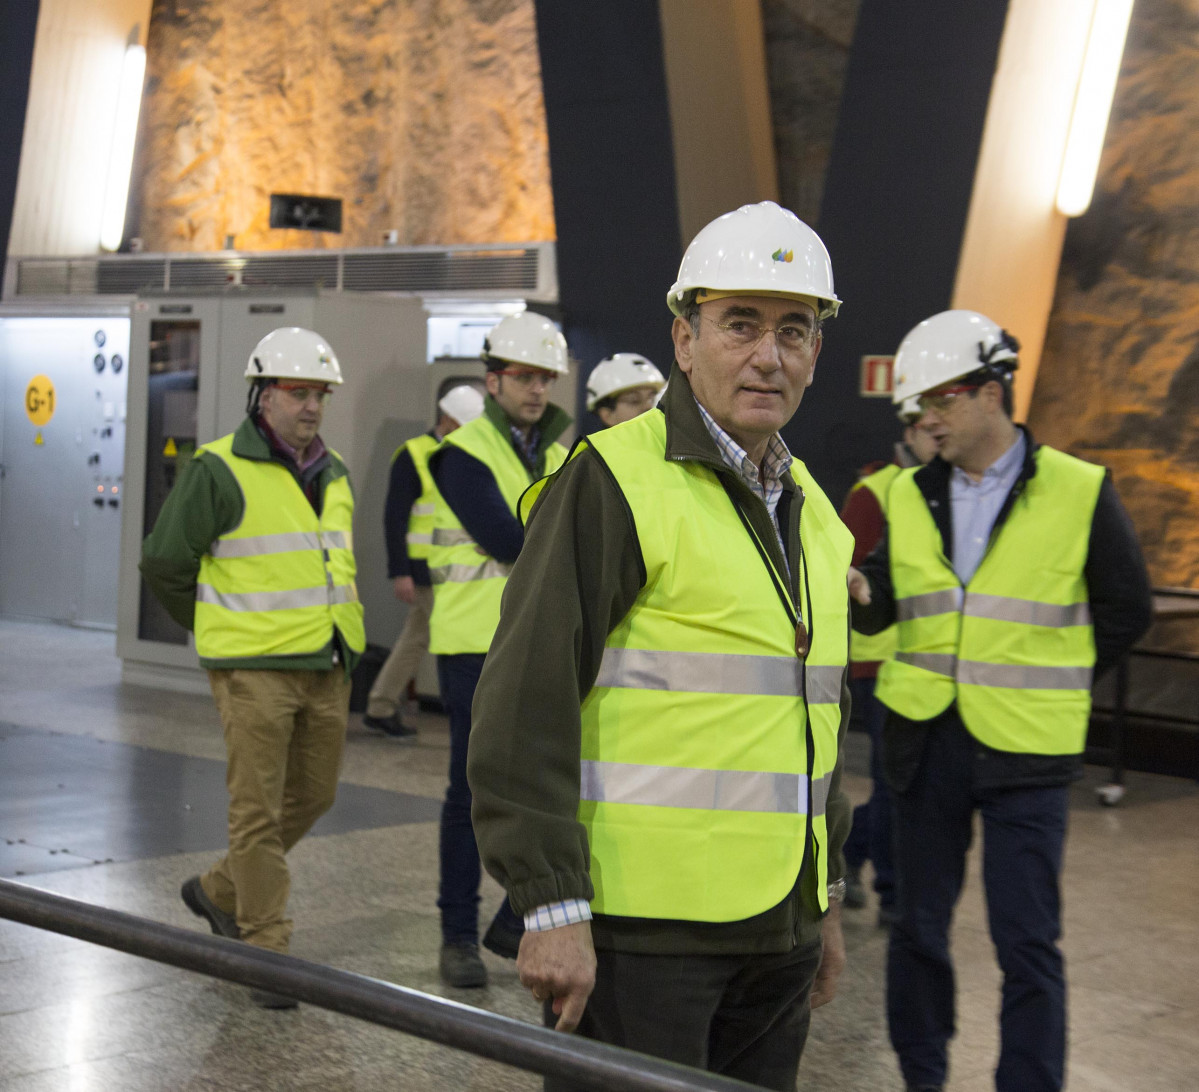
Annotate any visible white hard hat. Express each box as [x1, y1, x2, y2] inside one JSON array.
[[667, 200, 841, 320], [245, 327, 343, 385], [483, 311, 570, 375], [586, 353, 666, 410], [438, 384, 485, 425], [897, 396, 924, 423], [892, 310, 1019, 403]]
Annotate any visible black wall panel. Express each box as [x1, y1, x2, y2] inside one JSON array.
[[532, 2, 682, 428], [0, 0, 40, 268], [790, 0, 1011, 506]]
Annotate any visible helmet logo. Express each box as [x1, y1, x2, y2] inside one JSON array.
[[771, 248, 794, 263]]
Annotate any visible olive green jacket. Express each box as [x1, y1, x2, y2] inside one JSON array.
[[139, 415, 360, 674], [468, 365, 852, 955]]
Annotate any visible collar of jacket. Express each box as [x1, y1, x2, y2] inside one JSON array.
[[482, 392, 572, 454], [231, 415, 276, 461], [658, 361, 797, 494]]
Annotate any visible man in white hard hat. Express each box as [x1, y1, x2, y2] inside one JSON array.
[[363, 385, 486, 738], [141, 327, 365, 1009], [838, 398, 938, 923], [848, 310, 1152, 1092], [585, 353, 666, 428], [468, 201, 854, 1089], [425, 310, 573, 988]]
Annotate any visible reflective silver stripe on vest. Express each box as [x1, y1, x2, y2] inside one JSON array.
[[411, 503, 437, 516], [196, 583, 358, 611], [896, 588, 963, 622], [431, 527, 477, 547], [406, 532, 433, 546], [595, 647, 839, 701], [429, 559, 511, 584], [580, 760, 833, 815], [894, 651, 956, 676], [963, 594, 1091, 628], [209, 530, 350, 559], [805, 664, 844, 705], [957, 660, 1092, 690]]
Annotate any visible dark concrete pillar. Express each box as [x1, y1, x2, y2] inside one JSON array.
[[0, 0, 40, 273], [788, 0, 1011, 506]]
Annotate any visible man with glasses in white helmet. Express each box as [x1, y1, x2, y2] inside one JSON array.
[[363, 384, 486, 739], [468, 202, 854, 1089], [585, 353, 666, 428], [848, 310, 1152, 1092], [140, 327, 365, 1009], [426, 310, 572, 988]]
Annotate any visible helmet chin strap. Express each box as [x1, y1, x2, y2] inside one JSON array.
[[246, 378, 272, 417]]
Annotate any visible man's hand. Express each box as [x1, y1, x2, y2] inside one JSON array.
[[848, 566, 872, 606], [516, 921, 597, 1033], [811, 903, 846, 1009], [393, 576, 417, 604]]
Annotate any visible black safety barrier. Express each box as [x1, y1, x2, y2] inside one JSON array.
[[0, 879, 763, 1092]]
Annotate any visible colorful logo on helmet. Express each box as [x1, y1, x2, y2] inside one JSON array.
[[772, 248, 794, 263]]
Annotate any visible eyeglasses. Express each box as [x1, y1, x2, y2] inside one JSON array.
[[274, 382, 332, 407], [704, 315, 818, 354], [917, 384, 979, 414], [494, 369, 558, 390]]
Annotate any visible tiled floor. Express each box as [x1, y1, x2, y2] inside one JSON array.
[[0, 618, 1196, 1091]]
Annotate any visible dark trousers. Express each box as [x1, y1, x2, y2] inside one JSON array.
[[887, 713, 1068, 1092], [545, 941, 823, 1092], [844, 676, 895, 906], [436, 653, 522, 945]]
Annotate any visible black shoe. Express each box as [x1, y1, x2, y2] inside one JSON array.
[[481, 915, 523, 960], [250, 988, 299, 1010], [844, 865, 868, 909], [181, 876, 240, 939], [439, 943, 487, 988], [363, 713, 418, 739]]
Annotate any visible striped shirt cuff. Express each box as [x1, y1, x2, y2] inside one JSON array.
[[523, 899, 593, 932]]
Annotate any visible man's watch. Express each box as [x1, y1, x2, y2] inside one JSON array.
[[827, 878, 847, 905]]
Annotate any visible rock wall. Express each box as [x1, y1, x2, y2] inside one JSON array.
[[761, 0, 861, 225], [129, 0, 555, 251], [1028, 0, 1199, 597]]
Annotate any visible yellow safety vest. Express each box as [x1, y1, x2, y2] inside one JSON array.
[[193, 434, 366, 661], [428, 414, 567, 655], [876, 446, 1103, 755], [396, 433, 440, 561], [847, 463, 901, 665], [568, 410, 852, 921]]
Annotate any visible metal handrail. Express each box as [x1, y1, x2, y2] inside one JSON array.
[[0, 879, 762, 1092]]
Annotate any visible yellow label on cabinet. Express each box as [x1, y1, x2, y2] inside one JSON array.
[[25, 375, 56, 426]]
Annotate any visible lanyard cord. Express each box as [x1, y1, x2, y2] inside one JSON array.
[[718, 477, 806, 637]]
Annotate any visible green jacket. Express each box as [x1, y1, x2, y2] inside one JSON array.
[[139, 416, 361, 674], [468, 364, 852, 956]]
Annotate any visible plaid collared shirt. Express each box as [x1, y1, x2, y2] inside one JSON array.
[[696, 401, 794, 561]]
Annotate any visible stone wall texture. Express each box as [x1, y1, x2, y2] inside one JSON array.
[[130, 0, 555, 251], [1028, 0, 1199, 598], [761, 0, 861, 225]]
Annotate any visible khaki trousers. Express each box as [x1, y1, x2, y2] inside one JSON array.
[[201, 668, 349, 952], [366, 584, 434, 718]]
